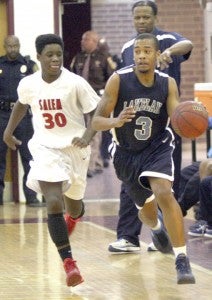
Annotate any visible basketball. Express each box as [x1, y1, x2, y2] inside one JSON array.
[[170, 101, 208, 139]]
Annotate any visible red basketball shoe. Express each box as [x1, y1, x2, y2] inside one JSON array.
[[64, 214, 80, 236], [63, 258, 84, 287]]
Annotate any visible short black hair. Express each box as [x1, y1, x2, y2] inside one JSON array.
[[132, 1, 158, 16], [135, 33, 159, 50], [35, 34, 64, 54]]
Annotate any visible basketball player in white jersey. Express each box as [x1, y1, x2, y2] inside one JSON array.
[[3, 34, 100, 287]]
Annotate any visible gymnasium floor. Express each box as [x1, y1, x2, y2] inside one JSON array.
[[0, 138, 211, 300]]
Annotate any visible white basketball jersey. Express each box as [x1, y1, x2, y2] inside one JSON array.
[[17, 68, 100, 148]]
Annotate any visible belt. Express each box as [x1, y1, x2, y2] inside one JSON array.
[[0, 101, 16, 111]]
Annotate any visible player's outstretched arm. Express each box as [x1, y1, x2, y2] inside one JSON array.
[[158, 40, 193, 70]]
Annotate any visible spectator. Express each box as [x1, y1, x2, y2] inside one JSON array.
[[97, 38, 119, 167], [70, 31, 116, 176], [187, 159, 212, 237], [0, 35, 43, 207], [178, 161, 201, 218]]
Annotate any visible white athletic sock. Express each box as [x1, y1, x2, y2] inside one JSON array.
[[173, 246, 187, 258], [151, 219, 162, 231]]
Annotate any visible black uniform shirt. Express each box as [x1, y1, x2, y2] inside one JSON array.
[[0, 54, 36, 102], [70, 49, 116, 92], [114, 67, 169, 152]]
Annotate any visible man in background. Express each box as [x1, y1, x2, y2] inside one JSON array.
[[182, 158, 212, 238], [70, 31, 116, 176], [0, 35, 43, 207]]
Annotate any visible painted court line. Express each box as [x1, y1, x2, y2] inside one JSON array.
[[83, 221, 212, 276]]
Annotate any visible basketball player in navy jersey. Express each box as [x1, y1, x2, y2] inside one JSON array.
[[92, 33, 195, 284], [109, 0, 193, 254]]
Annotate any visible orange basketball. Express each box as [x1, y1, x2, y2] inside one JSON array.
[[170, 101, 208, 139]]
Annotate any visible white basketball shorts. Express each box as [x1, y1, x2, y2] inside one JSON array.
[[27, 139, 91, 200]]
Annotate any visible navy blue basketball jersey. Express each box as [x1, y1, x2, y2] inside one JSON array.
[[113, 66, 169, 152]]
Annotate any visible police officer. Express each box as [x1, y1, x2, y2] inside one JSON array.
[[0, 35, 43, 206], [70, 31, 116, 176]]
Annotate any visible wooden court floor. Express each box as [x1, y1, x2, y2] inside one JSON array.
[[0, 139, 211, 300]]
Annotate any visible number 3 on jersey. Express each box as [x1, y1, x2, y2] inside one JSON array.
[[42, 112, 67, 129], [135, 116, 152, 140]]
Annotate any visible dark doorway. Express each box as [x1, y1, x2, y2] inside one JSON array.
[[61, 1, 91, 69]]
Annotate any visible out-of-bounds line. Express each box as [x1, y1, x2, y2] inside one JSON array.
[[84, 198, 119, 202], [83, 220, 212, 276]]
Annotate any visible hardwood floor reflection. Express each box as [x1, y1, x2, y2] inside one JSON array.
[[0, 139, 211, 300]]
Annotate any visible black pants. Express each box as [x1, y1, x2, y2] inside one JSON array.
[[199, 176, 212, 226], [178, 161, 200, 215], [101, 130, 112, 161], [0, 110, 36, 203], [116, 132, 182, 244]]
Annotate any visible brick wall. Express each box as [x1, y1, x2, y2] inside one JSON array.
[[92, 0, 205, 102], [156, 0, 205, 101]]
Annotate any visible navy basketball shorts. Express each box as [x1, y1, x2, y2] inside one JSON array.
[[113, 130, 175, 207]]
